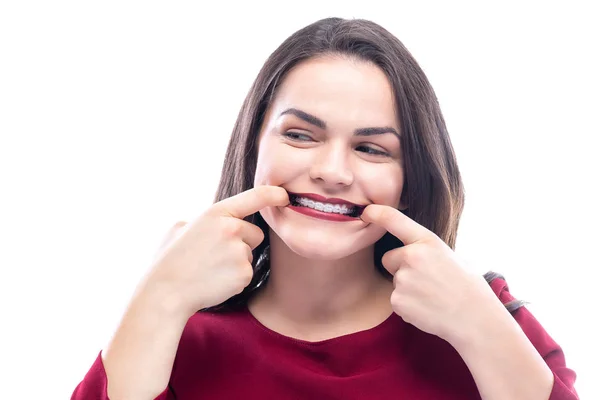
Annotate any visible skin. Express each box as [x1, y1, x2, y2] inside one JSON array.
[[249, 55, 407, 340], [99, 54, 556, 399], [247, 55, 555, 399], [102, 186, 291, 399]]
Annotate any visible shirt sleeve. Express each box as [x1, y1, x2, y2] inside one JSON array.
[[489, 277, 579, 400], [70, 351, 172, 400]]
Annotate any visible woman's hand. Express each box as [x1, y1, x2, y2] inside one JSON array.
[[139, 185, 289, 318], [361, 204, 501, 345]]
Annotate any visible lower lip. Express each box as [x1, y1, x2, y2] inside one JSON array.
[[287, 205, 359, 222]]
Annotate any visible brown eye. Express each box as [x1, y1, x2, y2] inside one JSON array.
[[356, 145, 389, 156], [283, 131, 313, 141]]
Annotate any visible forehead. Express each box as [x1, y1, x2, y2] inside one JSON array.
[[269, 56, 399, 127]]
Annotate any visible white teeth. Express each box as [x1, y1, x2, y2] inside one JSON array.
[[294, 196, 355, 215]]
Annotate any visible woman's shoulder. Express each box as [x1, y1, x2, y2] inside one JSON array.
[[484, 271, 525, 312], [181, 306, 250, 341], [484, 271, 564, 352], [172, 306, 254, 369]]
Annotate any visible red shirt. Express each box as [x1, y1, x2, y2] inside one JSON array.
[[71, 278, 578, 399]]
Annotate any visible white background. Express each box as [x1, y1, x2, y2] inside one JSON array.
[[1, 1, 598, 399]]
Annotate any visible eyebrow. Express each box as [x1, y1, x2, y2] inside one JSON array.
[[280, 107, 401, 139]]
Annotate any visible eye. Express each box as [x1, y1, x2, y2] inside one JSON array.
[[356, 145, 389, 157], [283, 131, 314, 142]]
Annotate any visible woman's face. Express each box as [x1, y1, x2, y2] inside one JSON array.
[[254, 56, 406, 260]]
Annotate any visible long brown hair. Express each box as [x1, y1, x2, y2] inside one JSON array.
[[205, 17, 523, 313]]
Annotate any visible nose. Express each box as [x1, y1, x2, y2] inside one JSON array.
[[308, 141, 354, 188]]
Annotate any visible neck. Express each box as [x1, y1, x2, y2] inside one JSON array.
[[249, 230, 393, 326]]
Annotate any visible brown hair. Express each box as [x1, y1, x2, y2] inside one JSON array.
[[205, 17, 524, 313]]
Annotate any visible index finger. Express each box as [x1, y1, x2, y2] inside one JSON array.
[[210, 185, 290, 219], [360, 204, 434, 245]]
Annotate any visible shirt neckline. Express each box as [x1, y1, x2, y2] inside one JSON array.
[[242, 304, 399, 346]]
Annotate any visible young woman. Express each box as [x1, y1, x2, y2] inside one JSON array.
[[72, 17, 578, 399]]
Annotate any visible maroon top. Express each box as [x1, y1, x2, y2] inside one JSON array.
[[71, 277, 578, 399]]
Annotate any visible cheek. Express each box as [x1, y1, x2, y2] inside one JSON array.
[[359, 164, 404, 206], [253, 138, 309, 187]]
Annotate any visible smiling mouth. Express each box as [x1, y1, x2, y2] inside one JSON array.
[[287, 192, 366, 218]]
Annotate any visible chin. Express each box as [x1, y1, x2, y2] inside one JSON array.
[[260, 206, 384, 261], [286, 240, 353, 260]]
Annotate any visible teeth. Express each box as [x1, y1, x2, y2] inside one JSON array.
[[293, 196, 356, 215]]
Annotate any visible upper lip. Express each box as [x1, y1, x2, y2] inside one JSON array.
[[288, 192, 367, 209]]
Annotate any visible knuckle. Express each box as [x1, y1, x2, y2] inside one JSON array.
[[390, 290, 403, 308], [173, 220, 187, 228], [403, 246, 421, 264], [236, 240, 250, 254], [233, 241, 253, 264], [250, 227, 265, 247], [241, 264, 254, 283], [165, 221, 187, 239], [393, 272, 402, 287], [381, 251, 394, 268], [243, 243, 254, 263], [221, 218, 243, 238], [234, 264, 254, 293], [253, 225, 265, 240]]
